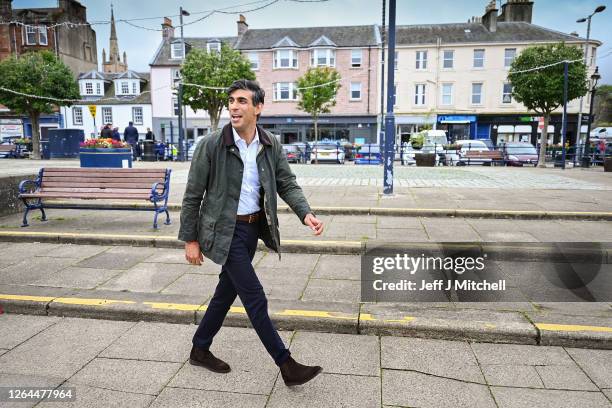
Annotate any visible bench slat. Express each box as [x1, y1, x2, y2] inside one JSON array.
[[42, 172, 167, 179], [42, 181, 164, 189], [42, 176, 165, 184], [40, 187, 161, 194], [44, 167, 166, 174], [21, 192, 152, 199]]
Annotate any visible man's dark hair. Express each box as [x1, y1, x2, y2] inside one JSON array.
[[227, 79, 265, 106], [129, 121, 133, 126]]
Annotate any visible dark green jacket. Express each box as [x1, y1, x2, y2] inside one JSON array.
[[178, 123, 312, 265]]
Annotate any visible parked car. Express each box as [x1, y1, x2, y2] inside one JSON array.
[[499, 142, 538, 166], [187, 135, 205, 160], [311, 141, 345, 164], [354, 143, 382, 165], [454, 139, 492, 165], [590, 127, 612, 140], [282, 144, 305, 163]]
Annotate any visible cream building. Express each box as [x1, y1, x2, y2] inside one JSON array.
[[391, 0, 601, 146]]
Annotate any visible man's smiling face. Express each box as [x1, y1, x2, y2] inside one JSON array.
[[228, 89, 263, 133]]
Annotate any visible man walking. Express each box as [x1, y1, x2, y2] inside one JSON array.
[[123, 121, 141, 160], [179, 79, 324, 387]]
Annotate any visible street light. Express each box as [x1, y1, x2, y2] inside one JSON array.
[[177, 6, 190, 161], [575, 5, 605, 161], [582, 66, 601, 168]]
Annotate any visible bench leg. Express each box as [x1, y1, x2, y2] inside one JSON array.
[[21, 207, 30, 227], [164, 210, 171, 225], [40, 207, 47, 221], [153, 212, 159, 229]]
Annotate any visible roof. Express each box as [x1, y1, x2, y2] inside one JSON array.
[[393, 22, 599, 46], [150, 36, 237, 66], [235, 25, 379, 49], [78, 72, 151, 105]]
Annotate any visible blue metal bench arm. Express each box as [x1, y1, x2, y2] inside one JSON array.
[[149, 169, 172, 229]]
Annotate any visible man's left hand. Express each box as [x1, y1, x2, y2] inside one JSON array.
[[304, 213, 324, 236]]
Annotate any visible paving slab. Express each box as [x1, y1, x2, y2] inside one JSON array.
[[160, 273, 220, 297], [268, 373, 381, 408], [311, 254, 361, 280], [0, 317, 134, 378], [37, 382, 155, 408], [0, 313, 60, 349], [289, 331, 380, 376], [168, 327, 291, 395], [302, 278, 361, 303], [0, 257, 79, 285], [565, 348, 612, 389], [481, 364, 544, 388], [69, 357, 182, 395], [381, 336, 485, 383], [535, 365, 599, 391], [100, 321, 194, 362], [97, 263, 187, 293], [76, 247, 156, 270], [36, 243, 111, 260], [491, 387, 611, 408], [471, 343, 575, 366], [0, 373, 66, 408], [31, 266, 122, 289], [150, 387, 268, 408], [382, 369, 496, 408]]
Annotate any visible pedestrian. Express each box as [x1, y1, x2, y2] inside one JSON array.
[[179, 79, 324, 387], [111, 127, 121, 142], [145, 127, 155, 141], [100, 123, 113, 138], [123, 121, 141, 160]]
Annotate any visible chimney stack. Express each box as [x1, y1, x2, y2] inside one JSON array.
[[499, 0, 534, 24], [162, 17, 175, 40], [237, 14, 248, 36], [482, 0, 498, 32]]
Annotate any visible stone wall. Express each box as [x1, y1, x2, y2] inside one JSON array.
[[0, 174, 36, 218]]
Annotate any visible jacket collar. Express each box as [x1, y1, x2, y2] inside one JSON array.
[[222, 123, 272, 147]]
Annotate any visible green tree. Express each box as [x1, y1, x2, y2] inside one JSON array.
[[180, 44, 255, 131], [0, 51, 80, 159], [508, 43, 588, 167], [296, 67, 341, 164]]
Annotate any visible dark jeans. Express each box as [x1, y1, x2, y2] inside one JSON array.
[[192, 220, 290, 366], [129, 142, 141, 160]]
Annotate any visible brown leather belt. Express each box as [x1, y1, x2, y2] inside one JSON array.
[[236, 211, 261, 223]]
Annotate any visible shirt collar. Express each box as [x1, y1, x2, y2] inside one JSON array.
[[232, 126, 259, 146]]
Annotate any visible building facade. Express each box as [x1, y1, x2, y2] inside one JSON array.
[[391, 0, 601, 147]]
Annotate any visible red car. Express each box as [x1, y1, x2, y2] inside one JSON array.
[[500, 142, 538, 166]]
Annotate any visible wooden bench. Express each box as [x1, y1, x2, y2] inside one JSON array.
[[461, 150, 504, 166], [18, 167, 172, 229], [0, 144, 17, 158]]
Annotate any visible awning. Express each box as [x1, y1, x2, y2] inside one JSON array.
[[395, 115, 435, 125], [441, 120, 470, 124], [497, 125, 514, 133], [515, 125, 532, 133]]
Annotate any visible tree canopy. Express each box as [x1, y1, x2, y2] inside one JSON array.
[[296, 67, 341, 120]]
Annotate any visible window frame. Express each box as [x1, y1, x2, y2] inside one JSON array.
[[171, 42, 184, 59], [38, 26, 48, 46], [96, 82, 102, 95], [73, 107, 83, 125], [310, 48, 335, 67], [132, 82, 138, 94], [248, 52, 259, 70], [351, 49, 362, 68], [502, 83, 513, 104], [415, 50, 427, 70], [441, 83, 453, 105], [121, 82, 129, 95], [473, 49, 485, 68], [471, 82, 484, 105], [273, 82, 297, 101], [25, 25, 37, 45], [274, 49, 298, 69], [442, 50, 454, 69], [132, 107, 143, 125], [172, 97, 179, 116], [85, 82, 93, 95], [101, 107, 113, 124], [414, 83, 426, 106], [350, 82, 362, 100], [504, 48, 516, 68], [171, 68, 181, 89], [207, 42, 221, 54]]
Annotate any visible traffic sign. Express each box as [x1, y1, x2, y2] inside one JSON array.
[[88, 105, 97, 117]]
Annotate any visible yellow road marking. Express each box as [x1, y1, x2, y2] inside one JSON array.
[[143, 302, 201, 311], [359, 313, 376, 321], [275, 309, 356, 320], [229, 306, 247, 314], [383, 316, 416, 324], [536, 323, 612, 333], [53, 297, 136, 306], [0, 294, 55, 302]]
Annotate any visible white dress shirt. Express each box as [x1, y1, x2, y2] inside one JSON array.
[[233, 127, 262, 215]]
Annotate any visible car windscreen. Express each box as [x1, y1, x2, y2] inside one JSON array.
[[504, 145, 537, 154], [283, 145, 299, 152], [358, 145, 380, 153]]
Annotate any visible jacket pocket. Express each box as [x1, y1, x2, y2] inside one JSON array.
[[199, 215, 216, 252]]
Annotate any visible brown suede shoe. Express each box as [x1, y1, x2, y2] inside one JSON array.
[[189, 346, 231, 373], [280, 356, 322, 386]]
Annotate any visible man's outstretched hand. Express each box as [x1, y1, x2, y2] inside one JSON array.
[[304, 213, 324, 236], [185, 241, 203, 265]]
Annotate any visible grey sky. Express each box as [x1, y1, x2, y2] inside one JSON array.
[[13, 0, 612, 82]]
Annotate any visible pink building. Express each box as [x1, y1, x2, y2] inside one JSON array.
[[235, 19, 381, 143]]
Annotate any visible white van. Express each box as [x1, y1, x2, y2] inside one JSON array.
[[590, 127, 612, 141]]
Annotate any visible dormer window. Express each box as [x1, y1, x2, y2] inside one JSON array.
[[311, 48, 335, 67], [171, 41, 184, 59], [207, 41, 221, 54], [96, 82, 102, 95], [121, 82, 129, 94], [274, 49, 298, 69]]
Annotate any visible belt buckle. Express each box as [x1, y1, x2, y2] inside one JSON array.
[[248, 214, 255, 223]]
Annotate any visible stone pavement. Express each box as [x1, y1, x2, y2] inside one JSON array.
[[0, 314, 611, 408]]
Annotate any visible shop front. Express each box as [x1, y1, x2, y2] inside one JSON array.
[[258, 116, 377, 144], [477, 114, 581, 147], [436, 115, 477, 142], [395, 115, 437, 144]]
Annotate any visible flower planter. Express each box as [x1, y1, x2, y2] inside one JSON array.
[[415, 153, 436, 167], [79, 148, 132, 168]]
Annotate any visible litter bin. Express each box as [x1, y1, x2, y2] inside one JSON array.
[[41, 140, 50, 160], [48, 129, 84, 159], [143, 140, 156, 162]]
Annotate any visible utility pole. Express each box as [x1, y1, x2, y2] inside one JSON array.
[[178, 6, 190, 162], [383, 0, 396, 195], [560, 61, 568, 170], [379, 0, 386, 146]]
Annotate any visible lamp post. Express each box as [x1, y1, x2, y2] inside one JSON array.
[[177, 6, 190, 161], [582, 66, 601, 168], [576, 5, 605, 161]]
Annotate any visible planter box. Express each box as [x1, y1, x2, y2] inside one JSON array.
[[605, 157, 612, 172], [415, 153, 436, 167], [79, 148, 132, 168]]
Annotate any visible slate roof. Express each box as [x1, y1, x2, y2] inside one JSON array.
[[77, 72, 151, 105], [235, 25, 379, 50], [393, 22, 597, 45], [150, 36, 238, 66]]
